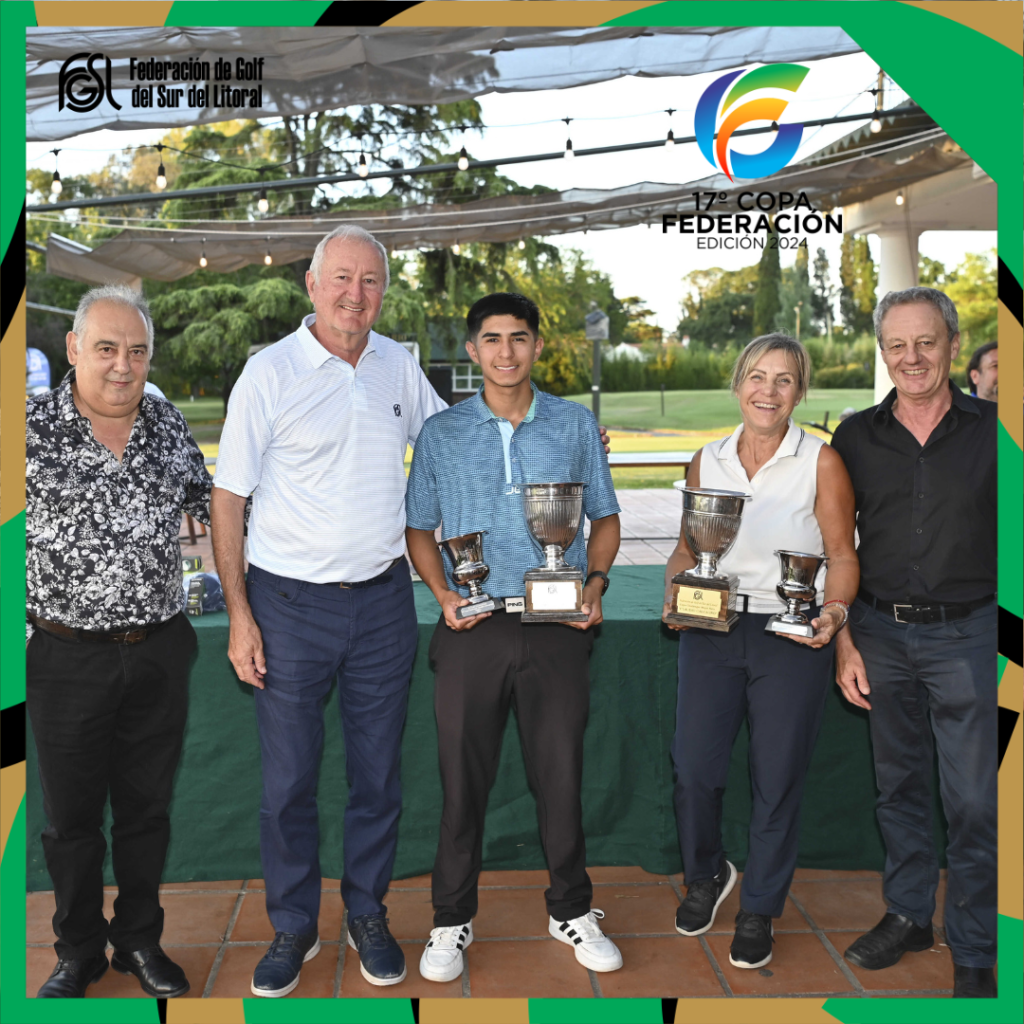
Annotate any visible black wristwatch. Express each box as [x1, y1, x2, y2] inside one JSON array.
[[585, 570, 610, 596]]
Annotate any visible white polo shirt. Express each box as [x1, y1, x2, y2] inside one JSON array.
[[215, 314, 447, 582]]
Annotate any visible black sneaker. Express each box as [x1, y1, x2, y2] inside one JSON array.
[[729, 909, 774, 968], [675, 860, 737, 936]]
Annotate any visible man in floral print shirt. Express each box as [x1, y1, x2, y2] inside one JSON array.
[[26, 284, 210, 1000]]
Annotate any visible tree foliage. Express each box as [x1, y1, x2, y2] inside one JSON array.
[[752, 233, 781, 337], [838, 234, 876, 336], [774, 245, 815, 339], [677, 265, 759, 349]]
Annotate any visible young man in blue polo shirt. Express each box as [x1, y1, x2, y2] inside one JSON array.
[[406, 292, 623, 983]]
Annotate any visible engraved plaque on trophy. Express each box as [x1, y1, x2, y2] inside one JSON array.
[[439, 531, 505, 619], [765, 550, 828, 638], [521, 482, 588, 623], [666, 486, 749, 633]]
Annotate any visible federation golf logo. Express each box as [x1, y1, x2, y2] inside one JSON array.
[[58, 52, 122, 112], [695, 64, 809, 182]]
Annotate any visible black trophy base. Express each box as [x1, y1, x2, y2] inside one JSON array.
[[456, 594, 505, 620], [522, 571, 587, 623], [665, 572, 739, 633], [766, 615, 815, 638]]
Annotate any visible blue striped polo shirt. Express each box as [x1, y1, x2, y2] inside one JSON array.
[[406, 384, 620, 598]]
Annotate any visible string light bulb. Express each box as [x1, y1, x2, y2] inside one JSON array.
[[357, 153, 368, 178], [264, 250, 273, 265], [771, 121, 779, 133], [50, 149, 62, 195], [154, 145, 167, 189], [895, 190, 905, 206], [870, 117, 882, 134], [665, 108, 676, 146], [563, 118, 574, 159], [199, 237, 208, 268], [457, 146, 469, 171], [257, 187, 269, 213], [518, 239, 526, 250], [452, 241, 461, 256]]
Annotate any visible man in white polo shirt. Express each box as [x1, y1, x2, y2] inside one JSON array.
[[211, 225, 446, 996]]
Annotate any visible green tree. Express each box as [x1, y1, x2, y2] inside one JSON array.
[[677, 265, 759, 348], [775, 245, 815, 339], [752, 233, 781, 337], [838, 234, 876, 336], [811, 246, 834, 334], [918, 255, 949, 288]]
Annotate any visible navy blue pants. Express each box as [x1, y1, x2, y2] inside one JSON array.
[[672, 611, 834, 917], [849, 597, 997, 968], [246, 561, 417, 934]]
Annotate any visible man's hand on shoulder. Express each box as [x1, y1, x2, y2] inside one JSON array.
[[599, 424, 611, 455]]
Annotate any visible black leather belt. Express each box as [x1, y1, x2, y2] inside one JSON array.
[[335, 557, 404, 589], [857, 589, 994, 624], [28, 613, 176, 645]]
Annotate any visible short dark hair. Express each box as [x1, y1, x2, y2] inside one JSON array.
[[466, 292, 540, 339], [965, 341, 997, 395]]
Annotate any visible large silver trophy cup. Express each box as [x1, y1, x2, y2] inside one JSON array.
[[439, 531, 504, 619], [666, 486, 749, 632], [521, 482, 588, 623], [766, 550, 828, 638]]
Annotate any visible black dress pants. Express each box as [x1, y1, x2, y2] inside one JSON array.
[[428, 610, 594, 927], [26, 614, 194, 958]]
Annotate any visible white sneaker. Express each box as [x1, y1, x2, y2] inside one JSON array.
[[549, 909, 623, 972], [419, 922, 473, 983]]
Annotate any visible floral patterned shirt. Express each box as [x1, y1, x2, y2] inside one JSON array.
[[26, 370, 211, 639]]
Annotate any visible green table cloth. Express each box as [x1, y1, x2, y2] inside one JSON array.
[[26, 566, 943, 890]]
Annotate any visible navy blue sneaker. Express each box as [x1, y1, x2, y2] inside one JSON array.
[[348, 913, 406, 986], [250, 930, 320, 998]]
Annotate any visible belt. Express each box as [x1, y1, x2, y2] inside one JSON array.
[[857, 589, 994, 625], [28, 613, 177, 645], [334, 557, 404, 589]]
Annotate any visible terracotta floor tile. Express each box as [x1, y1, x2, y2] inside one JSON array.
[[389, 873, 432, 889], [933, 876, 947, 925], [705, 932, 854, 995], [339, 944, 462, 997], [467, 939, 595, 998], [380, 888, 436, 940], [246, 879, 266, 890], [708, 874, 806, 932], [827, 931, 955, 992], [597, 937, 724, 997], [588, 866, 671, 884], [322, 878, 342, 889], [230, 890, 344, 943], [147, 893, 238, 945], [160, 880, 243, 891], [474, 888, 551, 938], [792, 869, 882, 880], [591, 884, 679, 935], [27, 892, 56, 945], [477, 869, 550, 887], [789, 879, 885, 932], [209, 942, 340, 998]]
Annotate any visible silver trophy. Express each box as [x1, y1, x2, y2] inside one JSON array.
[[666, 485, 749, 632], [521, 482, 588, 623], [439, 531, 504, 619], [766, 550, 828, 638]]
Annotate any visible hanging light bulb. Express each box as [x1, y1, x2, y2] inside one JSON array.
[[665, 108, 676, 146], [154, 145, 167, 189], [50, 148, 62, 195], [199, 237, 208, 268], [770, 121, 779, 133], [518, 239, 526, 250], [870, 116, 882, 134], [357, 153, 368, 178], [257, 187, 269, 213], [457, 146, 469, 171], [264, 250, 273, 265], [452, 241, 461, 256], [563, 118, 574, 159], [895, 190, 905, 206]]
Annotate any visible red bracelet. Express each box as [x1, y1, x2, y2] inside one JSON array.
[[822, 599, 850, 610]]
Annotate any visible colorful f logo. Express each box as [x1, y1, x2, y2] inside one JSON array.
[[695, 64, 810, 182]]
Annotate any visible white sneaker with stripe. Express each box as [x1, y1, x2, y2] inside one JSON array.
[[419, 922, 473, 983], [549, 909, 623, 972]]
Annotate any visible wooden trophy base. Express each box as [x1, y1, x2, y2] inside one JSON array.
[[522, 570, 587, 623], [665, 573, 739, 632]]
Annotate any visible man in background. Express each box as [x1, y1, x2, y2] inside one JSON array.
[[966, 341, 998, 402]]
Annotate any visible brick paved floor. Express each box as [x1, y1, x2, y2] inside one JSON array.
[[26, 868, 958, 999]]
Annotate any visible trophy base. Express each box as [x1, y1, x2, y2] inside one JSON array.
[[522, 569, 587, 623], [456, 594, 505, 620], [665, 572, 739, 633], [766, 616, 815, 638]]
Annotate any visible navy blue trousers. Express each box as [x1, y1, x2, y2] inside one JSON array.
[[672, 611, 834, 917], [849, 598, 997, 968], [246, 561, 417, 934]]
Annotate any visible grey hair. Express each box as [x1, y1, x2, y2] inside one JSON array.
[[309, 224, 390, 292], [72, 284, 154, 356], [873, 287, 959, 348], [731, 333, 811, 400]]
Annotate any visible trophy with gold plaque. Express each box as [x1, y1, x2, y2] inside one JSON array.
[[521, 482, 589, 623], [665, 486, 749, 632]]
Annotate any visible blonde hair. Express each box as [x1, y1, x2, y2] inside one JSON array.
[[731, 333, 810, 400]]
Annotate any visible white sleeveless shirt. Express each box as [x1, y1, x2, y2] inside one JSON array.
[[698, 419, 826, 613]]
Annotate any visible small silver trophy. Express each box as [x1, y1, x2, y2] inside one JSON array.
[[439, 531, 504, 619], [521, 482, 588, 623], [666, 486, 749, 632], [765, 550, 829, 638]]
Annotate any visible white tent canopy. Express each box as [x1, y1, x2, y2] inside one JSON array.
[[27, 24, 860, 141]]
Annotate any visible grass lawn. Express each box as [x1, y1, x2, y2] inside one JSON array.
[[565, 389, 874, 433], [171, 397, 226, 447]]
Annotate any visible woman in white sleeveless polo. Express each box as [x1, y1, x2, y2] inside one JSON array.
[[661, 334, 859, 970]]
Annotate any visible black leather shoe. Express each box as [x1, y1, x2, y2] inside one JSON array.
[[953, 964, 997, 997], [36, 955, 108, 997], [844, 913, 934, 970], [111, 946, 190, 997]]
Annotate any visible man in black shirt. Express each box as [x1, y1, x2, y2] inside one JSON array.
[[830, 287, 997, 999], [26, 285, 211, 999]]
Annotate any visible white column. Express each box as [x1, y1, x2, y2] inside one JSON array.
[[871, 228, 921, 404]]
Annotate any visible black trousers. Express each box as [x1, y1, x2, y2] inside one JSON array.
[[428, 610, 594, 926], [26, 613, 194, 958]]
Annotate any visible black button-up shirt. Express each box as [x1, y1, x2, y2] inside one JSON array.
[[26, 370, 212, 638], [830, 382, 996, 605]]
